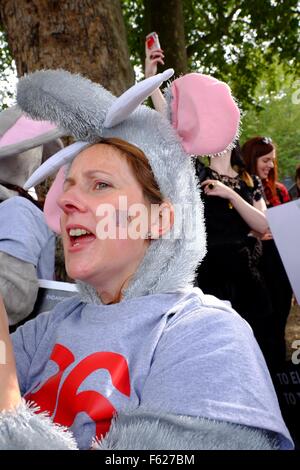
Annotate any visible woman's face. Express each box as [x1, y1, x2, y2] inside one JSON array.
[[256, 150, 275, 180], [58, 144, 151, 292]]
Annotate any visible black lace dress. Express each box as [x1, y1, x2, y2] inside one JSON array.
[[196, 165, 276, 369], [259, 187, 292, 364]]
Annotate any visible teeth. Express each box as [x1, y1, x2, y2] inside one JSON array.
[[69, 228, 91, 237]]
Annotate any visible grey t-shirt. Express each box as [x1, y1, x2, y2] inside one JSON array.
[[0, 196, 55, 279], [11, 288, 293, 449]]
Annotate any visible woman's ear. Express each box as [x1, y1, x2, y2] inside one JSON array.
[[150, 201, 174, 239]]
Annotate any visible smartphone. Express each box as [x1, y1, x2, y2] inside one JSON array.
[[145, 32, 161, 52]]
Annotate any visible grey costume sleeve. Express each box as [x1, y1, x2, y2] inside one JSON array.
[[96, 411, 280, 450], [0, 406, 279, 450], [0, 401, 77, 450], [0, 251, 39, 325]]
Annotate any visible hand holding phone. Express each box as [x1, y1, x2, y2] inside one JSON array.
[[145, 32, 164, 78], [146, 32, 161, 53]]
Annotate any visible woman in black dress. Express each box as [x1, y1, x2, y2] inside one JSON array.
[[196, 144, 277, 371], [241, 137, 293, 364]]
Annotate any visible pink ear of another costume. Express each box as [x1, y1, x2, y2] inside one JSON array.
[[44, 166, 66, 234], [170, 73, 240, 156], [0, 115, 57, 148]]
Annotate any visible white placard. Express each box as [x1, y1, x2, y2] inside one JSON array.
[[267, 199, 300, 303], [38, 279, 78, 291], [9, 280, 78, 327]]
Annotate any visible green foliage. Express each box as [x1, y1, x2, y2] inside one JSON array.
[[121, 1, 300, 178], [122, 0, 300, 108], [0, 1, 298, 182], [0, 30, 11, 69], [241, 69, 300, 179], [121, 0, 145, 67], [0, 29, 16, 109], [183, 0, 300, 108]]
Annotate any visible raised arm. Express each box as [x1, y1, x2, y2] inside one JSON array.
[[201, 179, 269, 235], [0, 295, 21, 411], [0, 298, 78, 450], [145, 47, 167, 115]]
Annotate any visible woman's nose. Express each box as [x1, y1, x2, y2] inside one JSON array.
[[268, 161, 274, 169], [58, 188, 87, 214]]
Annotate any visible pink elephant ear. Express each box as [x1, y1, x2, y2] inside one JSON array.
[[44, 166, 66, 234], [170, 73, 240, 156], [0, 105, 64, 159]]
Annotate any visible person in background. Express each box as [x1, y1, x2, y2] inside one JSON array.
[[194, 144, 278, 371], [241, 136, 293, 364], [295, 163, 300, 198], [0, 105, 63, 327], [242, 137, 290, 208], [287, 163, 300, 200]]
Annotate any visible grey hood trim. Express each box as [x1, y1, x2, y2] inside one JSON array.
[[17, 69, 206, 304]]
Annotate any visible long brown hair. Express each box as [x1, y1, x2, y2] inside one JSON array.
[[0, 181, 43, 209], [231, 142, 254, 188], [241, 136, 278, 201]]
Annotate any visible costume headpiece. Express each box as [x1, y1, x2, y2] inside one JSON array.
[[0, 105, 63, 188], [16, 68, 240, 302]]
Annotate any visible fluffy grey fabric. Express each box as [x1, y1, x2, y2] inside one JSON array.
[[96, 411, 280, 451], [0, 400, 77, 450], [17, 70, 114, 143], [17, 70, 206, 305]]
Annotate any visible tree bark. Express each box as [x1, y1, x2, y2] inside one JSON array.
[[0, 0, 134, 95], [144, 0, 188, 76]]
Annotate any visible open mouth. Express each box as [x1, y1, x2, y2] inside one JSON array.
[[67, 226, 96, 248]]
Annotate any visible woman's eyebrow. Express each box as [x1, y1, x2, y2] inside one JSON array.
[[63, 176, 75, 189], [63, 170, 115, 189], [83, 169, 114, 178]]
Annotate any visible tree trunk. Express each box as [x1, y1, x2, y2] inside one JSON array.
[[0, 0, 134, 95], [144, 0, 188, 76]]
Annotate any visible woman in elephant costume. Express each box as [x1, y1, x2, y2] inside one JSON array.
[[0, 68, 293, 450]]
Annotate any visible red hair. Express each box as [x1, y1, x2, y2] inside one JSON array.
[[241, 136, 278, 204]]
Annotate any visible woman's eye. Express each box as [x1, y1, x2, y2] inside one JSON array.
[[95, 182, 109, 190]]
